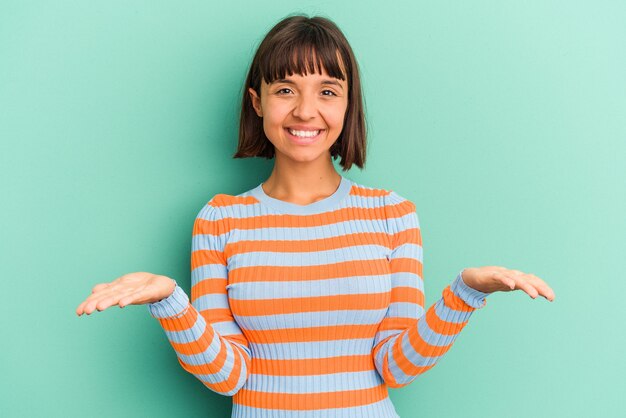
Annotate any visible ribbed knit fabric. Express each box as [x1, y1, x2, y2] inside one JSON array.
[[148, 175, 489, 418]]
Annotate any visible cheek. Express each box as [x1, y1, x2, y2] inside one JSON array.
[[261, 112, 286, 144], [325, 105, 348, 130], [262, 104, 288, 127]]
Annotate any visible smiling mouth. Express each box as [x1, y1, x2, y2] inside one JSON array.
[[284, 128, 324, 144], [287, 128, 323, 137]]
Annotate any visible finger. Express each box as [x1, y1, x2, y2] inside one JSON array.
[[94, 289, 137, 312], [82, 284, 122, 305], [119, 287, 152, 307], [76, 300, 88, 316], [77, 290, 112, 315], [525, 274, 556, 301], [516, 275, 540, 299], [92, 283, 111, 293], [493, 272, 516, 290], [118, 290, 143, 308], [82, 287, 132, 314]]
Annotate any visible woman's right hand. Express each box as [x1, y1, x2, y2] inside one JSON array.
[[75, 272, 176, 316]]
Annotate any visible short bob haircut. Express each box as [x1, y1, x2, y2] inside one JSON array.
[[233, 14, 367, 171]]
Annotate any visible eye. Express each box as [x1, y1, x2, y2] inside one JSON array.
[[322, 90, 337, 96], [276, 88, 292, 95]]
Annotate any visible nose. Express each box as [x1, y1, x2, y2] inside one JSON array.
[[292, 92, 316, 119]]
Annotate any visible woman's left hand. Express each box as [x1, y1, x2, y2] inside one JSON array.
[[461, 266, 555, 301]]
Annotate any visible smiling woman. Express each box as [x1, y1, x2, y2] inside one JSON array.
[[75, 12, 555, 418], [247, 70, 349, 163], [233, 15, 367, 171]]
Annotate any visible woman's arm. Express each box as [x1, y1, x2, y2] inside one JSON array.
[[146, 201, 251, 396], [74, 200, 251, 396], [372, 193, 491, 388], [373, 192, 554, 388]]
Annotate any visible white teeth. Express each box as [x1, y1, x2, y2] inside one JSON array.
[[288, 128, 320, 138]]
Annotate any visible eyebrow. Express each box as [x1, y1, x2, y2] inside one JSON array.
[[270, 78, 344, 90]]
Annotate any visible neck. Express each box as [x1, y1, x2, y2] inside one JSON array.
[[262, 154, 342, 205]]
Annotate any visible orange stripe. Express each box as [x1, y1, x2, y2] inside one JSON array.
[[244, 324, 379, 344], [426, 304, 469, 336], [229, 258, 390, 284], [169, 321, 218, 355], [229, 293, 389, 316], [234, 384, 389, 410], [442, 285, 481, 311], [390, 331, 436, 386], [251, 354, 374, 376], [377, 316, 418, 332], [404, 323, 453, 358], [178, 339, 249, 376], [228, 230, 393, 256], [350, 186, 391, 198], [198, 308, 236, 324], [392, 227, 422, 246], [193, 202, 415, 234], [192, 278, 227, 299], [389, 256, 423, 276], [380, 345, 400, 387], [207, 194, 259, 207], [390, 285, 422, 304], [191, 249, 226, 270], [158, 304, 196, 332], [192, 217, 221, 234]]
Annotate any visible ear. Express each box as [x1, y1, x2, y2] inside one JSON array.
[[248, 87, 262, 117]]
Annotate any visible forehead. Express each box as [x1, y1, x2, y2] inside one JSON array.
[[258, 44, 348, 88], [266, 71, 346, 87]]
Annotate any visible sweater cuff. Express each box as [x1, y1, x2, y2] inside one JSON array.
[[147, 284, 189, 319], [451, 269, 490, 309]]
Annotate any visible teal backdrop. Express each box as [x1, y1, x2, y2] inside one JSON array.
[[1, 1, 624, 417]]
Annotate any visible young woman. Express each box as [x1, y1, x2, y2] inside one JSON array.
[[76, 14, 555, 418]]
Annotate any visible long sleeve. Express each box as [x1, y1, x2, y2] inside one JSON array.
[[147, 200, 251, 396], [372, 191, 490, 388]]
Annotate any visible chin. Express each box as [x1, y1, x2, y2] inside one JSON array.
[[279, 149, 331, 163]]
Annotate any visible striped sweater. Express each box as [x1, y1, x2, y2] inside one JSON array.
[[148, 175, 489, 418]]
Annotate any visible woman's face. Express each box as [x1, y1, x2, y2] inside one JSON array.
[[248, 68, 349, 165]]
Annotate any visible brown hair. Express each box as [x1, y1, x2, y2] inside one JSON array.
[[233, 14, 367, 171]]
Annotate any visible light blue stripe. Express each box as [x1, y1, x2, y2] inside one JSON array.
[[190, 342, 236, 380], [250, 338, 373, 360], [191, 265, 228, 280], [225, 275, 391, 299], [195, 293, 230, 310], [386, 301, 424, 319], [233, 308, 387, 329], [434, 300, 475, 324], [229, 348, 250, 396], [214, 218, 390, 242], [389, 273, 422, 287], [387, 211, 419, 231], [191, 232, 228, 249], [228, 244, 393, 268], [219, 193, 394, 220], [176, 328, 223, 365], [410, 298, 476, 352], [373, 330, 398, 348], [212, 320, 246, 337], [163, 311, 206, 343], [162, 315, 244, 349], [390, 242, 423, 260], [232, 396, 400, 418], [248, 176, 354, 216], [199, 210, 418, 245]]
